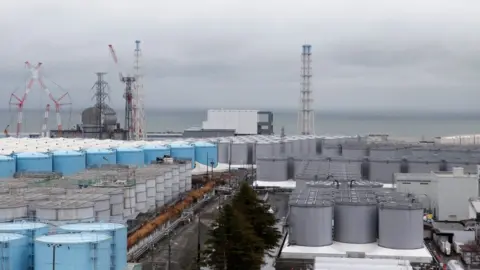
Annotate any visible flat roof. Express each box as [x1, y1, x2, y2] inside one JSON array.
[[280, 236, 432, 264], [253, 180, 395, 190]]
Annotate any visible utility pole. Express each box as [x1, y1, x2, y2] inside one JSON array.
[[167, 230, 172, 270], [196, 214, 201, 270]]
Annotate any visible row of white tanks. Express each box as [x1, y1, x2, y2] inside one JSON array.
[[257, 154, 480, 183], [288, 187, 424, 250], [0, 221, 128, 270], [0, 162, 193, 223]]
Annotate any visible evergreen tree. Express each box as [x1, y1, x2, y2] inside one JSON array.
[[232, 182, 282, 256], [202, 203, 264, 270]]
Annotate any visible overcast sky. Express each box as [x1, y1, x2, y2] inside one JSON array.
[[1, 0, 480, 112]]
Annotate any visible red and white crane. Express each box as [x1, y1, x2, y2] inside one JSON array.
[[41, 104, 50, 137], [108, 44, 137, 140], [9, 62, 71, 137]]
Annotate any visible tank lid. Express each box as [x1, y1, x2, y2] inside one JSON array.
[[35, 200, 94, 209], [139, 144, 169, 150], [335, 192, 377, 205], [55, 194, 109, 201], [193, 141, 215, 147], [289, 190, 333, 207], [115, 147, 142, 152], [0, 233, 26, 241], [15, 152, 49, 158], [0, 155, 14, 161], [0, 222, 49, 230], [379, 201, 423, 210], [59, 222, 126, 231], [36, 232, 111, 244], [168, 141, 193, 148], [84, 148, 115, 154], [70, 187, 123, 195], [52, 150, 84, 156]]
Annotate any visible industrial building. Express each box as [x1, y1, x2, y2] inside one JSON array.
[[394, 166, 479, 221]]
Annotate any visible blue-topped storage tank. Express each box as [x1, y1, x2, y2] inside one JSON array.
[[169, 142, 195, 168], [35, 233, 111, 270], [115, 147, 144, 167], [193, 141, 218, 167], [58, 223, 127, 270], [0, 222, 49, 270], [139, 144, 171, 165], [0, 155, 15, 177], [15, 152, 52, 173], [52, 150, 86, 176], [0, 233, 29, 270], [84, 148, 117, 168]]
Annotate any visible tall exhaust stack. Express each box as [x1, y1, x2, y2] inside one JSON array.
[[298, 44, 315, 135]]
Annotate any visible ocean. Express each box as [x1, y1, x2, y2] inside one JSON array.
[[2, 108, 479, 139]]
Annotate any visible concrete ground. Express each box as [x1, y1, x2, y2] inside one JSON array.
[[139, 197, 221, 270]]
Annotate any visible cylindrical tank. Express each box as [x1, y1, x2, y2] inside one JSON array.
[[135, 178, 147, 213], [35, 200, 95, 223], [193, 141, 218, 167], [0, 155, 15, 177], [334, 193, 378, 244], [288, 191, 333, 246], [35, 232, 111, 270], [169, 142, 195, 168], [164, 169, 173, 203], [378, 201, 424, 249], [139, 145, 170, 165], [369, 159, 401, 183], [0, 233, 29, 270], [115, 147, 144, 167], [400, 158, 409, 173], [0, 222, 49, 270], [230, 141, 249, 164], [0, 197, 28, 221], [255, 142, 273, 159], [315, 138, 323, 155], [342, 143, 368, 159], [58, 223, 127, 270], [54, 194, 110, 221], [217, 140, 230, 163], [51, 150, 86, 176], [155, 173, 165, 207], [15, 152, 53, 173], [361, 157, 370, 180], [69, 188, 124, 220], [171, 166, 180, 198], [84, 148, 116, 168], [256, 158, 288, 181]]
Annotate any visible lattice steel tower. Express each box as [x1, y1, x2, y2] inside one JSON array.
[[134, 40, 146, 140], [92, 72, 110, 139], [298, 44, 315, 135]]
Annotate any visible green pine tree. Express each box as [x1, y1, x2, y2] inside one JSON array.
[[232, 182, 282, 256], [202, 203, 264, 270]]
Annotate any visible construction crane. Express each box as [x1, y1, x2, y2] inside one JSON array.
[[41, 104, 50, 137], [9, 62, 71, 137], [108, 44, 136, 140]]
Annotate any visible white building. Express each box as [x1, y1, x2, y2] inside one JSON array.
[[394, 166, 479, 221]]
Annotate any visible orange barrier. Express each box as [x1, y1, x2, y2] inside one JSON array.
[[127, 181, 216, 248]]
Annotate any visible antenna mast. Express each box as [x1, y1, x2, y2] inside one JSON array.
[[297, 44, 315, 135], [134, 40, 146, 140]]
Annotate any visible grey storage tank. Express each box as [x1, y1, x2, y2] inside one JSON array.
[[333, 192, 378, 244], [378, 201, 424, 249], [257, 157, 294, 182], [288, 190, 333, 246]]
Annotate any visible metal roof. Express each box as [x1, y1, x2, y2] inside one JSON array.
[[0, 222, 48, 230], [0, 233, 26, 242], [35, 232, 111, 244]]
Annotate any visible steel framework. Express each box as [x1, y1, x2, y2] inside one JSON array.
[[297, 44, 315, 135], [9, 62, 71, 137], [134, 40, 146, 140]]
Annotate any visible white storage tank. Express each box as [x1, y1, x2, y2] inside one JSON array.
[[15, 152, 53, 173], [55, 194, 110, 221], [115, 147, 144, 167], [35, 233, 111, 270], [164, 169, 173, 203], [84, 148, 116, 168], [68, 188, 124, 221], [35, 200, 95, 223], [334, 192, 378, 244], [217, 140, 230, 163], [135, 178, 147, 213], [58, 223, 127, 270], [123, 185, 136, 218], [178, 162, 187, 193], [0, 222, 49, 270], [0, 155, 15, 177], [51, 150, 86, 176], [0, 197, 28, 221], [257, 157, 295, 181], [0, 233, 29, 270], [288, 190, 333, 246], [378, 201, 424, 249], [255, 141, 273, 159]]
